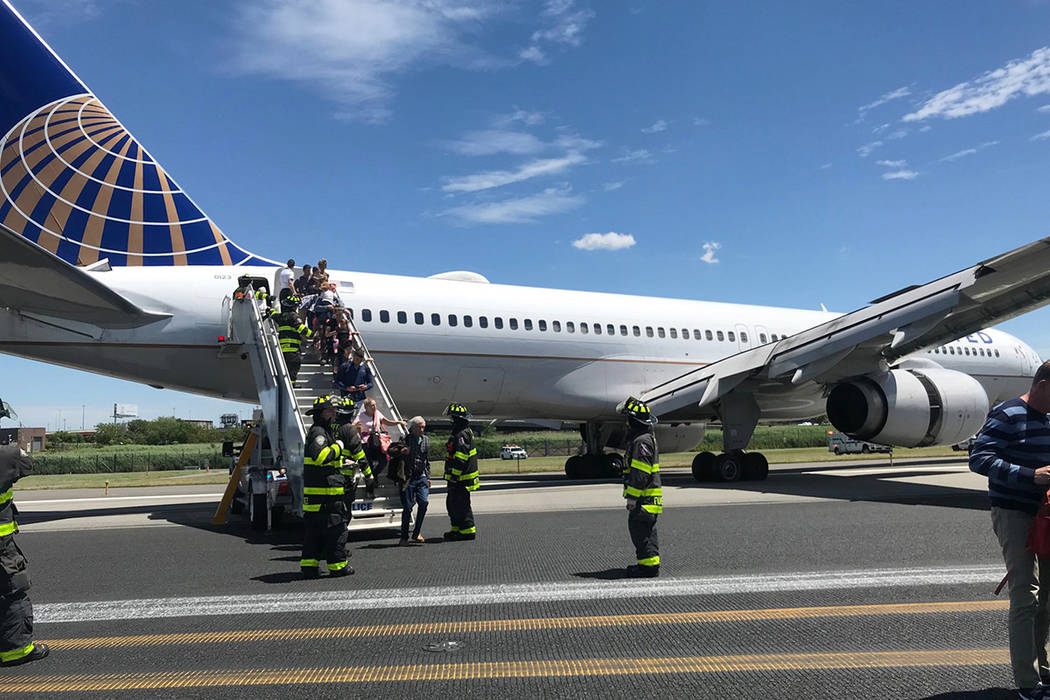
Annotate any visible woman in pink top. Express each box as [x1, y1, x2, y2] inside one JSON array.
[[354, 398, 406, 493]]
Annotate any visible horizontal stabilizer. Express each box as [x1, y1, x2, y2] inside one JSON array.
[[0, 222, 168, 328]]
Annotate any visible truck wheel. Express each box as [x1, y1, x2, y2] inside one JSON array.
[[250, 493, 268, 530], [270, 505, 284, 528], [833, 447, 841, 456], [230, 488, 245, 515], [861, 444, 870, 454]]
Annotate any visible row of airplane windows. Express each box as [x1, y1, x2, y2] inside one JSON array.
[[930, 345, 1000, 358], [349, 308, 788, 344]]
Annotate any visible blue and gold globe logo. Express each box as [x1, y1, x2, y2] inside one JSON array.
[[0, 93, 256, 266]]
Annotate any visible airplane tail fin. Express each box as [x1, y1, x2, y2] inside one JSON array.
[[0, 1, 272, 267]]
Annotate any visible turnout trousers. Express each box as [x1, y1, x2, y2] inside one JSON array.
[[283, 352, 301, 383], [628, 508, 660, 570], [300, 504, 349, 573], [0, 591, 32, 663], [446, 485, 475, 536]]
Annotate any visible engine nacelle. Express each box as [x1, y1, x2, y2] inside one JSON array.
[[653, 423, 707, 453], [826, 368, 988, 448]]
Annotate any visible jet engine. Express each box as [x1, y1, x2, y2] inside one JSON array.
[[654, 423, 707, 453], [826, 368, 988, 447]]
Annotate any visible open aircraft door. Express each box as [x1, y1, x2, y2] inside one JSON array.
[[454, 368, 505, 415]]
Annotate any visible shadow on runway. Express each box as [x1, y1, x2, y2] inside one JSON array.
[[919, 689, 1013, 699], [573, 567, 634, 580], [663, 467, 990, 511], [251, 571, 308, 584]]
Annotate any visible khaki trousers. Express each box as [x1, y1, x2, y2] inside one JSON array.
[[992, 506, 1050, 688]]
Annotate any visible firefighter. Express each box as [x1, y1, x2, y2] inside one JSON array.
[[618, 397, 662, 577], [0, 445, 48, 666], [300, 396, 352, 579], [334, 397, 373, 510], [270, 294, 311, 385], [442, 402, 478, 541]]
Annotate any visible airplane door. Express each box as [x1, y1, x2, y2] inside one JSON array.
[[454, 367, 505, 415], [735, 324, 751, 351]]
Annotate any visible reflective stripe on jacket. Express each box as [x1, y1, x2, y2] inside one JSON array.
[[303, 421, 346, 512], [444, 427, 479, 491], [623, 431, 662, 513]]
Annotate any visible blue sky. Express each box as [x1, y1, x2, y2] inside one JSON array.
[[4, 0, 1050, 430]]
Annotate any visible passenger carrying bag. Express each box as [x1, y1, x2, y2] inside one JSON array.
[[1028, 490, 1050, 557]]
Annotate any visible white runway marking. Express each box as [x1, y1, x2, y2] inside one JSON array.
[[20, 493, 221, 506], [36, 565, 1003, 624]]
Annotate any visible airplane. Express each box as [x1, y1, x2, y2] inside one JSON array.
[[2, 0, 1050, 483]]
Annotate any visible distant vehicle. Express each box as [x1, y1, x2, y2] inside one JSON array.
[[952, 436, 978, 452], [500, 445, 529, 460], [827, 431, 892, 455]]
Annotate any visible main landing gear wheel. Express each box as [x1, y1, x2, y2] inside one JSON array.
[[691, 452, 717, 482], [602, 453, 624, 478], [742, 452, 769, 481], [714, 451, 744, 483], [564, 455, 586, 479]]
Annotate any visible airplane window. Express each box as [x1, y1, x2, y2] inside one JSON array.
[[593, 323, 602, 335], [760, 333, 767, 343], [480, 316, 488, 328], [949, 346, 955, 354], [580, 323, 589, 334], [448, 314, 458, 327], [608, 324, 616, 335], [524, 319, 533, 331], [633, 326, 641, 337], [741, 332, 748, 343], [397, 311, 407, 324], [621, 325, 628, 336], [380, 310, 390, 323], [414, 312, 424, 325], [670, 328, 678, 339], [728, 331, 736, 342], [567, 322, 575, 333], [553, 320, 561, 332], [995, 349, 1000, 357], [706, 330, 713, 341], [510, 318, 519, 330], [495, 317, 503, 329], [965, 347, 971, 355], [717, 331, 724, 341], [362, 309, 372, 322], [646, 327, 654, 338], [464, 315, 473, 328], [657, 328, 665, 338], [682, 328, 689, 340], [694, 330, 702, 340], [539, 320, 547, 331]]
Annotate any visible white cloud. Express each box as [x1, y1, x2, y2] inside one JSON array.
[[1040, 105, 1050, 113], [820, 162, 833, 169], [856, 141, 883, 157], [876, 159, 907, 167], [443, 187, 584, 224], [939, 141, 998, 162], [572, 232, 636, 251], [903, 47, 1050, 121], [857, 86, 911, 121], [553, 132, 602, 151], [700, 241, 720, 264], [612, 148, 653, 163], [872, 123, 890, 134], [494, 109, 546, 127], [603, 181, 625, 191], [693, 117, 710, 126], [885, 129, 908, 140], [919, 125, 933, 132], [447, 130, 546, 156], [231, 0, 507, 122], [442, 152, 587, 192], [1032, 129, 1050, 141], [641, 119, 668, 134], [20, 0, 101, 28], [881, 169, 919, 180], [521, 0, 595, 64]]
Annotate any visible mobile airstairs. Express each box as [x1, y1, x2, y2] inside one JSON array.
[[213, 278, 406, 531]]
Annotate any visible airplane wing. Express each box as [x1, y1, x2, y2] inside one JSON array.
[[642, 236, 1050, 420], [0, 223, 169, 329]]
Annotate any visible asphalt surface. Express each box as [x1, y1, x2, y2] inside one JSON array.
[[0, 458, 1026, 698]]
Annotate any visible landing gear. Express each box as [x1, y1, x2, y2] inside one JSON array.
[[691, 450, 769, 483], [564, 421, 626, 479]]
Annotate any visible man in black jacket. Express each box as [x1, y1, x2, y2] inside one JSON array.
[[300, 396, 352, 579], [0, 409, 48, 665], [443, 403, 478, 541], [618, 397, 662, 578]]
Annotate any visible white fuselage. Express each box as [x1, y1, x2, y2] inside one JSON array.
[[0, 265, 1038, 421]]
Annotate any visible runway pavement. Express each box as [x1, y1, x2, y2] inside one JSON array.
[[0, 457, 1025, 698]]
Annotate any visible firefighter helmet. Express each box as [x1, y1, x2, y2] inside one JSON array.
[[280, 294, 301, 312], [305, 395, 337, 416], [443, 402, 471, 420], [335, 396, 356, 421], [617, 396, 657, 425]]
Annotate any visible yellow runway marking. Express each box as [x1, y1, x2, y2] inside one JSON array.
[[41, 599, 1007, 651], [0, 649, 1009, 692]]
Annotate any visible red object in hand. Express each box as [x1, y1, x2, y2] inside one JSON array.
[[1028, 490, 1050, 558]]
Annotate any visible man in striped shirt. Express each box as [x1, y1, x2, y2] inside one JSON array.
[[971, 360, 1050, 699]]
